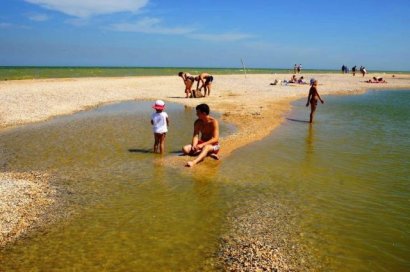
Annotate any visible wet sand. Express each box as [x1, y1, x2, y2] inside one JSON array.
[[1, 73, 410, 268]]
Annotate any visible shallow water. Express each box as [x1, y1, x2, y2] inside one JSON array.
[[220, 90, 410, 271], [1, 91, 410, 271], [0, 101, 234, 271]]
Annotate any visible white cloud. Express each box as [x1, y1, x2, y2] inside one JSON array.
[[28, 13, 49, 21], [65, 18, 89, 26], [109, 18, 252, 42], [25, 0, 149, 18], [0, 22, 31, 29], [110, 17, 195, 35], [0, 23, 13, 28], [191, 33, 253, 42]]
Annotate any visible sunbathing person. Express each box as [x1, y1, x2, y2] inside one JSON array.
[[297, 76, 307, 84], [366, 77, 387, 83], [375, 77, 386, 83], [270, 79, 281, 85], [283, 74, 298, 84]]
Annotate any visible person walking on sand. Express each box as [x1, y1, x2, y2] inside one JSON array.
[[362, 66, 367, 77], [182, 103, 220, 167], [151, 100, 169, 154], [196, 73, 214, 97], [178, 72, 195, 98], [359, 66, 367, 77], [306, 80, 324, 123]]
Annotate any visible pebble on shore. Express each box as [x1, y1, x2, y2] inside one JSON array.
[[0, 172, 55, 247], [217, 199, 318, 271]]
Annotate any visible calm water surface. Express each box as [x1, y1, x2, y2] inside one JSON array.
[[2, 66, 408, 80], [1, 91, 409, 271], [0, 102, 234, 271], [221, 90, 410, 271]]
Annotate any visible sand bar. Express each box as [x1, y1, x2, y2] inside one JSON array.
[[1, 73, 410, 249]]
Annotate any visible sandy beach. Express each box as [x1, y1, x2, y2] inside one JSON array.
[[1, 73, 410, 267]]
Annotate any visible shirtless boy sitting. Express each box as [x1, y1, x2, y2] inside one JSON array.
[[182, 103, 220, 167]]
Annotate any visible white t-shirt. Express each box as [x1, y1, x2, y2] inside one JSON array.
[[151, 111, 168, 133]]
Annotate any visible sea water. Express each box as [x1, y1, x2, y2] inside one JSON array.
[[0, 91, 409, 271], [2, 66, 408, 80], [220, 90, 410, 271]]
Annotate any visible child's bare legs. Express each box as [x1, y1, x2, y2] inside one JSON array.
[[159, 133, 166, 154], [153, 133, 160, 153], [154, 133, 166, 154]]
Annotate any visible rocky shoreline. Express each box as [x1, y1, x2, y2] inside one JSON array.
[[0, 171, 55, 248], [217, 197, 319, 271]]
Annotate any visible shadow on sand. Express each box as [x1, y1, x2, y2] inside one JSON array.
[[128, 148, 151, 153], [128, 148, 184, 155], [286, 118, 310, 123]]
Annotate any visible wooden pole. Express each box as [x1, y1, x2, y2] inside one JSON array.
[[241, 58, 247, 78]]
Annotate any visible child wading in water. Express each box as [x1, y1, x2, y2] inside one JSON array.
[[151, 100, 169, 154], [306, 79, 324, 123]]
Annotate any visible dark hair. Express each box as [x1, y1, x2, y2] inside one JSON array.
[[196, 104, 210, 115], [178, 72, 183, 76]]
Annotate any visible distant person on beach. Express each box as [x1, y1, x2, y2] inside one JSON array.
[[151, 100, 169, 154], [306, 80, 324, 123], [352, 66, 356, 76], [297, 64, 302, 74], [294, 64, 297, 74], [362, 67, 367, 77], [270, 79, 281, 85], [196, 73, 214, 97], [178, 72, 195, 98], [360, 66, 367, 77], [283, 74, 298, 84], [366, 77, 387, 83], [182, 103, 220, 167], [297, 76, 307, 84]]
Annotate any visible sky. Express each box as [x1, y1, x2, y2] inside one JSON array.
[[0, 0, 409, 70]]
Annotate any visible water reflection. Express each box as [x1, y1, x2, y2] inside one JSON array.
[[153, 157, 166, 180], [306, 124, 314, 156]]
